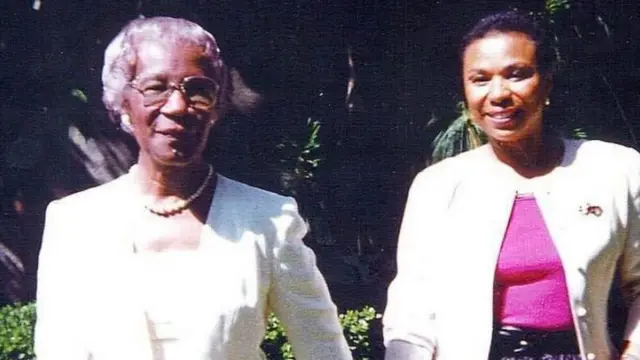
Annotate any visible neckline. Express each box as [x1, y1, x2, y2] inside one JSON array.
[[126, 171, 222, 254], [482, 138, 577, 195], [486, 138, 573, 179], [515, 193, 536, 200]]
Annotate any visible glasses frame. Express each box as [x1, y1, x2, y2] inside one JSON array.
[[127, 75, 219, 111]]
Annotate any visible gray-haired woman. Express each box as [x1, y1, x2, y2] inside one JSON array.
[[34, 16, 351, 360]]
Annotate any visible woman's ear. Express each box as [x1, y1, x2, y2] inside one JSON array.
[[118, 99, 134, 133]]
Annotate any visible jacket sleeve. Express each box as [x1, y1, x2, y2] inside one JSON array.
[[34, 200, 91, 360], [267, 198, 352, 360], [621, 147, 640, 348], [383, 170, 449, 359]]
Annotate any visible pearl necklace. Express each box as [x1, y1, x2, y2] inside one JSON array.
[[140, 164, 214, 217]]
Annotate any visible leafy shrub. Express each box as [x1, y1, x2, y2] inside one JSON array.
[[277, 117, 323, 198], [263, 305, 380, 360], [0, 303, 380, 360], [339, 306, 381, 359], [0, 303, 35, 360]]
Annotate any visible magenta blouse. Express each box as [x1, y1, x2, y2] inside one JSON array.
[[493, 194, 574, 331]]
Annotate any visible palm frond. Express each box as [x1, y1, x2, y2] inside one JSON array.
[[431, 103, 486, 163]]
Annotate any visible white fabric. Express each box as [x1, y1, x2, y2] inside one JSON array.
[[34, 174, 351, 360], [135, 251, 204, 360], [384, 139, 640, 360]]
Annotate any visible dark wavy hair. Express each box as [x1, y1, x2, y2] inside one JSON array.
[[460, 10, 555, 75]]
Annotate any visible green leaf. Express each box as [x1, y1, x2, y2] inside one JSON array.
[[431, 102, 486, 163], [70, 88, 88, 103]]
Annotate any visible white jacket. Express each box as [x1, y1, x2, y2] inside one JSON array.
[[34, 173, 351, 360], [384, 139, 640, 360]]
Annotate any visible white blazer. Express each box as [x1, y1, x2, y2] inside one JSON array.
[[34, 173, 351, 360], [384, 139, 640, 360]]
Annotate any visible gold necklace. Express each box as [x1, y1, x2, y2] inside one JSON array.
[[141, 164, 214, 217]]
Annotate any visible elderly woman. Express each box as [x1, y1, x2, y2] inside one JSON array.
[[34, 16, 351, 360], [384, 10, 640, 360]]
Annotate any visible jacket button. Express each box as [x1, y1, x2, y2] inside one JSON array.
[[576, 306, 587, 316], [586, 353, 595, 360]]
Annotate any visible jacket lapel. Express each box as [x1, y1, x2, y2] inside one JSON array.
[[92, 176, 154, 360]]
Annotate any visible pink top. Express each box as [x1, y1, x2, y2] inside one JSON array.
[[493, 195, 574, 330]]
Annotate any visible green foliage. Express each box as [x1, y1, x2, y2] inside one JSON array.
[[570, 127, 588, 139], [276, 117, 324, 198], [277, 118, 322, 183], [291, 118, 322, 182], [545, 0, 571, 15], [339, 306, 380, 359], [0, 303, 380, 360], [263, 305, 381, 360], [263, 314, 295, 360], [0, 303, 35, 360], [70, 88, 88, 103], [431, 102, 486, 163]]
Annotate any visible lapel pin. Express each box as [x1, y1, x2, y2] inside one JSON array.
[[579, 203, 603, 217]]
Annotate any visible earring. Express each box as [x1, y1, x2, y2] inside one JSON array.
[[120, 114, 132, 131], [545, 98, 551, 106]]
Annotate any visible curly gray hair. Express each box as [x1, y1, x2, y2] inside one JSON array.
[[101, 16, 229, 124]]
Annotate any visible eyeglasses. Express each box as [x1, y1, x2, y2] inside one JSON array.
[[127, 76, 219, 111]]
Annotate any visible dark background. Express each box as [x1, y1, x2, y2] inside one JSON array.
[[1, 0, 640, 353]]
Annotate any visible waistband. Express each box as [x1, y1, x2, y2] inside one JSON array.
[[491, 325, 580, 355]]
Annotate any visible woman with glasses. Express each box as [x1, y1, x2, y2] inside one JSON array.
[[34, 17, 351, 360], [384, 10, 640, 360]]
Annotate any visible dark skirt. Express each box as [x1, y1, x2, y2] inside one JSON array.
[[488, 325, 581, 360]]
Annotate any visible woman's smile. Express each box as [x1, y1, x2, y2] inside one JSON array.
[[124, 40, 216, 166], [484, 108, 521, 128], [463, 31, 551, 144], [154, 126, 195, 138]]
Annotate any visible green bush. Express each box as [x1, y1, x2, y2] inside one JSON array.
[[264, 305, 381, 360], [0, 303, 380, 360], [0, 303, 35, 360]]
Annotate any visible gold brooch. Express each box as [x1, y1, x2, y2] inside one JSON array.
[[579, 203, 603, 217]]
